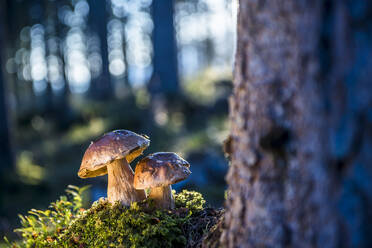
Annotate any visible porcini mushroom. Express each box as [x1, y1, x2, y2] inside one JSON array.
[[78, 130, 149, 206], [133, 152, 191, 209]]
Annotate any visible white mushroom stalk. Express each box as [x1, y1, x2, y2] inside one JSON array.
[[107, 158, 145, 205], [149, 185, 174, 209]]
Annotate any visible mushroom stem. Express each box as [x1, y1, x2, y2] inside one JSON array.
[[107, 158, 146, 205], [149, 185, 174, 209]]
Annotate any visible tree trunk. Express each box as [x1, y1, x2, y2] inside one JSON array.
[[43, 0, 54, 116], [149, 0, 179, 97], [122, 16, 131, 90], [0, 0, 14, 215], [0, 0, 14, 172], [88, 0, 112, 100], [221, 0, 372, 247]]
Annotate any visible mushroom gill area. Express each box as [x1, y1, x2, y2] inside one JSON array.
[[126, 146, 148, 163], [78, 165, 107, 178]]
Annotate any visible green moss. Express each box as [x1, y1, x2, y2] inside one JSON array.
[[5, 186, 222, 248], [174, 190, 205, 212]]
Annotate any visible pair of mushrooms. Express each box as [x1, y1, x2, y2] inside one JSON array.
[[77, 130, 191, 209]]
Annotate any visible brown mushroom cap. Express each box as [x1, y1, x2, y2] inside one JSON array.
[[78, 130, 150, 178], [133, 152, 191, 189]]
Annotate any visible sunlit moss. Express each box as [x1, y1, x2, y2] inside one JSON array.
[[183, 67, 232, 105], [174, 190, 205, 212], [135, 88, 150, 109], [16, 151, 46, 185], [6, 186, 220, 248], [167, 112, 185, 133], [206, 116, 230, 144], [65, 118, 106, 144], [173, 116, 229, 155], [30, 116, 45, 131], [174, 131, 210, 154]]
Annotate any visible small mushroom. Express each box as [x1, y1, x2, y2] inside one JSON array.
[[133, 152, 191, 209], [78, 130, 149, 206]]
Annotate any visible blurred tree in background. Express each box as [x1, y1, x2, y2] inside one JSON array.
[[88, 0, 112, 99], [149, 0, 179, 98], [0, 0, 14, 217]]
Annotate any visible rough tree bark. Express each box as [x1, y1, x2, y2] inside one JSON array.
[[220, 0, 372, 247]]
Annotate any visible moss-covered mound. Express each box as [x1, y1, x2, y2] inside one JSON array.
[[6, 186, 223, 248]]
